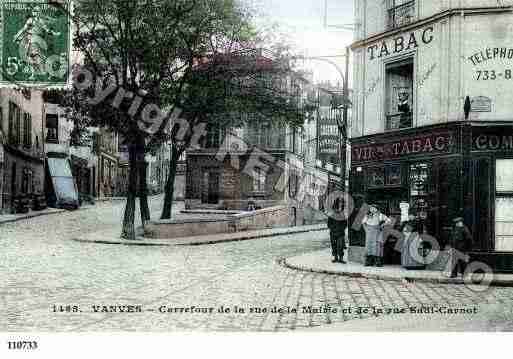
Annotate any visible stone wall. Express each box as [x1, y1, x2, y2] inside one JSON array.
[[145, 205, 291, 239], [229, 206, 290, 232], [145, 218, 232, 239]]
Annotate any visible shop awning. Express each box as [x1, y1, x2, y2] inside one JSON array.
[[47, 157, 79, 209]]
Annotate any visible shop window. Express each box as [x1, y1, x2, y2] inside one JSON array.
[[23, 113, 32, 148], [385, 165, 401, 186], [385, 59, 413, 130], [495, 159, 513, 251], [367, 166, 385, 188], [387, 0, 415, 30], [409, 162, 433, 218]]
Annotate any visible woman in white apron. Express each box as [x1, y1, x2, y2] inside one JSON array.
[[362, 204, 391, 267]]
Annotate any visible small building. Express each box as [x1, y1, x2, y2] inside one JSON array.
[[43, 99, 80, 209], [185, 50, 310, 224]]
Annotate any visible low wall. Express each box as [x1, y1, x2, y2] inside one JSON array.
[[145, 205, 291, 239], [145, 218, 232, 239], [229, 206, 290, 232]]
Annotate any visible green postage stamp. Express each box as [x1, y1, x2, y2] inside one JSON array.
[[0, 0, 70, 86]]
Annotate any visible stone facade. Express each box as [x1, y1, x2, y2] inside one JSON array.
[[349, 0, 513, 271], [0, 89, 45, 214]]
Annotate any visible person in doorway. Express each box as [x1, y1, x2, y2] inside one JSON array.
[[400, 223, 426, 270], [362, 204, 392, 267], [450, 217, 473, 278], [327, 199, 348, 264]]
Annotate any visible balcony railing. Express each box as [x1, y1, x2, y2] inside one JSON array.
[[386, 112, 412, 131], [387, 1, 415, 30]]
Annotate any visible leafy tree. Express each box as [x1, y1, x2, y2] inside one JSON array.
[[58, 0, 307, 235]]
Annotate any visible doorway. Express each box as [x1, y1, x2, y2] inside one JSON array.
[[202, 171, 219, 205]]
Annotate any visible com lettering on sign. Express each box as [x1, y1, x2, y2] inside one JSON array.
[[0, 0, 70, 86]]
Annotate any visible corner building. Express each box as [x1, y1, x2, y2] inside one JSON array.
[[349, 0, 513, 272]]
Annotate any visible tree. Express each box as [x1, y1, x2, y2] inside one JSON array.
[[66, 0, 259, 239], [157, 48, 307, 219], [63, 0, 307, 233]]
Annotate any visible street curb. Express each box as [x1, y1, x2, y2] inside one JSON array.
[[0, 205, 97, 226], [72, 225, 329, 247], [282, 256, 513, 287], [0, 208, 66, 225], [178, 226, 328, 246]]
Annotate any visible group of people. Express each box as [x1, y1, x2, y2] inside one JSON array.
[[327, 201, 473, 278]]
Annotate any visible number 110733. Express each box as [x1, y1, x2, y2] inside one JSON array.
[[7, 341, 38, 350]]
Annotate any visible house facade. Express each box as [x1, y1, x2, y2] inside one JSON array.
[[349, 0, 513, 272], [0, 88, 45, 214], [185, 52, 312, 225]]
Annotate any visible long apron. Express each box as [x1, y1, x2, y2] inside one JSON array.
[[401, 233, 425, 268], [364, 224, 384, 257]]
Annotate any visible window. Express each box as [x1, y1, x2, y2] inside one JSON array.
[[23, 113, 32, 148], [253, 167, 266, 192], [387, 0, 415, 30], [46, 114, 59, 143], [15, 106, 21, 146], [22, 168, 33, 194], [367, 166, 385, 188], [8, 102, 20, 145], [495, 159, 513, 251], [205, 123, 220, 148], [409, 162, 433, 218], [385, 59, 413, 130]]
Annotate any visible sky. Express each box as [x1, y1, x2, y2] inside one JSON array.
[[245, 0, 355, 84]]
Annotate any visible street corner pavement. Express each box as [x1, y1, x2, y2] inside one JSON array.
[[284, 249, 513, 286]]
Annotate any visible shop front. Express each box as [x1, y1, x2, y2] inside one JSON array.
[[348, 122, 513, 273]]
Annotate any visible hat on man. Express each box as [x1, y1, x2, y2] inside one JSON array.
[[368, 203, 380, 210], [452, 217, 464, 223]]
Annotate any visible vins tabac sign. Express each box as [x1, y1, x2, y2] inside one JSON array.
[[352, 131, 456, 164], [0, 1, 70, 86]]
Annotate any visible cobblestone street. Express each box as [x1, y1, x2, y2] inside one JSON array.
[[2, 197, 513, 332]]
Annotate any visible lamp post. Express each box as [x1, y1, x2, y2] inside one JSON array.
[[294, 46, 351, 191]]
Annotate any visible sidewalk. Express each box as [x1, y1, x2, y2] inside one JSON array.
[[72, 224, 328, 246], [0, 204, 96, 225], [0, 207, 66, 225], [284, 248, 513, 286]]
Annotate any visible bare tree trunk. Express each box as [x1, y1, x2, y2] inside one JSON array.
[[121, 142, 138, 240], [160, 144, 181, 220], [139, 160, 151, 226]]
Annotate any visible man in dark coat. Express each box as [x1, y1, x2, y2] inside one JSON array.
[[328, 199, 348, 264], [450, 217, 473, 278]]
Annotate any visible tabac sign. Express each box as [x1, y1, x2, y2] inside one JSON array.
[[352, 131, 457, 164], [0, 1, 70, 86]]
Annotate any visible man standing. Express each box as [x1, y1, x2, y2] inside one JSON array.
[[328, 199, 348, 264], [450, 217, 473, 278]]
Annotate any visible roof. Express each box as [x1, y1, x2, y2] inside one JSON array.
[[192, 49, 285, 73]]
